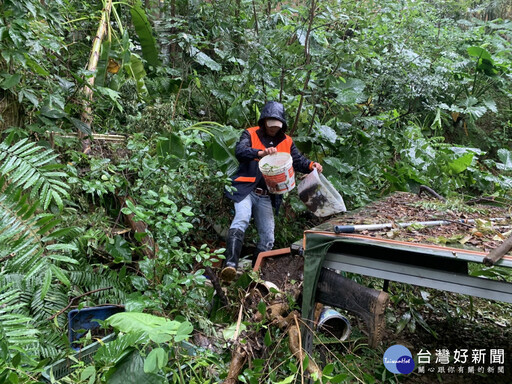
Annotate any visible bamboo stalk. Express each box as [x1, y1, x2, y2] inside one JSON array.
[[46, 131, 126, 142], [80, 0, 114, 154]]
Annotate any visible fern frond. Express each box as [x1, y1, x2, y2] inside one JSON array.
[[0, 139, 69, 210], [0, 281, 40, 353], [68, 268, 128, 305], [37, 329, 66, 359]]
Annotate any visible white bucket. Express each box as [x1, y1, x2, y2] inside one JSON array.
[[297, 169, 346, 217], [258, 152, 295, 194], [317, 307, 351, 341]]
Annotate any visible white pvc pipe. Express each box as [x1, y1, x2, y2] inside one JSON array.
[[333, 218, 509, 234]]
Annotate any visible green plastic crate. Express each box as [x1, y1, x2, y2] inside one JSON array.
[[41, 336, 196, 382], [41, 333, 115, 382]]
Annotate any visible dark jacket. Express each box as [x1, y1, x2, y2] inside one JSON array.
[[226, 102, 314, 214]]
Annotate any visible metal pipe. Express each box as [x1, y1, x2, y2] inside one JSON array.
[[333, 218, 509, 234]]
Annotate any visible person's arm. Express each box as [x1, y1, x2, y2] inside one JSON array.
[[290, 142, 322, 173], [235, 130, 260, 162]]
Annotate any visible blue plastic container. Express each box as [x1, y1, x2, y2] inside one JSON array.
[[68, 305, 125, 349]]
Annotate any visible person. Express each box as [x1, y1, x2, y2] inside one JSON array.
[[221, 101, 322, 281]]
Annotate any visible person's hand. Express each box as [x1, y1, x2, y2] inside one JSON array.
[[312, 162, 323, 173], [258, 147, 277, 157]]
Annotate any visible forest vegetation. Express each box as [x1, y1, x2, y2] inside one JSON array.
[[1, 0, 512, 383]]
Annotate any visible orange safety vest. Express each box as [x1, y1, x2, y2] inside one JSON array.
[[247, 126, 293, 153], [233, 127, 294, 193]]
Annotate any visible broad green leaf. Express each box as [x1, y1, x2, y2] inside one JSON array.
[[11, 353, 21, 368], [483, 99, 497, 113], [323, 157, 354, 174], [45, 243, 78, 252], [49, 264, 70, 287], [105, 235, 132, 263], [144, 348, 167, 373], [106, 312, 192, 343], [130, 1, 159, 68], [40, 105, 67, 119], [107, 350, 165, 384], [1, 73, 21, 90], [190, 47, 221, 71], [125, 54, 148, 94], [96, 39, 112, 88], [81, 366, 96, 382], [302, 355, 309, 370], [497, 149, 512, 171], [316, 125, 337, 144], [174, 320, 193, 342], [45, 254, 79, 264], [275, 375, 295, 384], [397, 312, 411, 333], [331, 373, 349, 383], [107, 312, 179, 332], [323, 363, 334, 375], [288, 361, 298, 373], [448, 152, 474, 174], [333, 78, 366, 105], [222, 322, 247, 341], [20, 89, 39, 107], [156, 134, 185, 167], [264, 329, 271, 347], [257, 300, 266, 317], [467, 46, 492, 61], [26, 58, 50, 76]]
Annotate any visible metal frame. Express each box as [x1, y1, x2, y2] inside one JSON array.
[[323, 251, 512, 303], [316, 232, 512, 303]]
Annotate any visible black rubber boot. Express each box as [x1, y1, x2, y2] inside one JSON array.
[[316, 268, 389, 348], [220, 228, 245, 282]]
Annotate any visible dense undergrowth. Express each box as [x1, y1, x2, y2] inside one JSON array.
[[2, 0, 512, 382]]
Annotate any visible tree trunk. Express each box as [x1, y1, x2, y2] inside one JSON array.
[[169, 0, 177, 62], [118, 196, 157, 259], [0, 91, 23, 132]]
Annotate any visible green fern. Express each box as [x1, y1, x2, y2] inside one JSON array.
[[0, 137, 69, 210], [0, 139, 79, 361], [68, 268, 128, 304], [0, 139, 79, 285], [0, 138, 130, 362], [0, 282, 39, 353]]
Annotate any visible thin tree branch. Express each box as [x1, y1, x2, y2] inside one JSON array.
[[205, 266, 229, 308], [290, 0, 316, 136], [48, 286, 113, 321]]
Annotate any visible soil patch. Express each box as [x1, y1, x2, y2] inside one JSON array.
[[259, 253, 303, 291]]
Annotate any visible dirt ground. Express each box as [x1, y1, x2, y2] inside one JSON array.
[[257, 192, 512, 383]]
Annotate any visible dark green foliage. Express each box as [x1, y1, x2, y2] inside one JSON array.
[[3, 0, 512, 382]]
